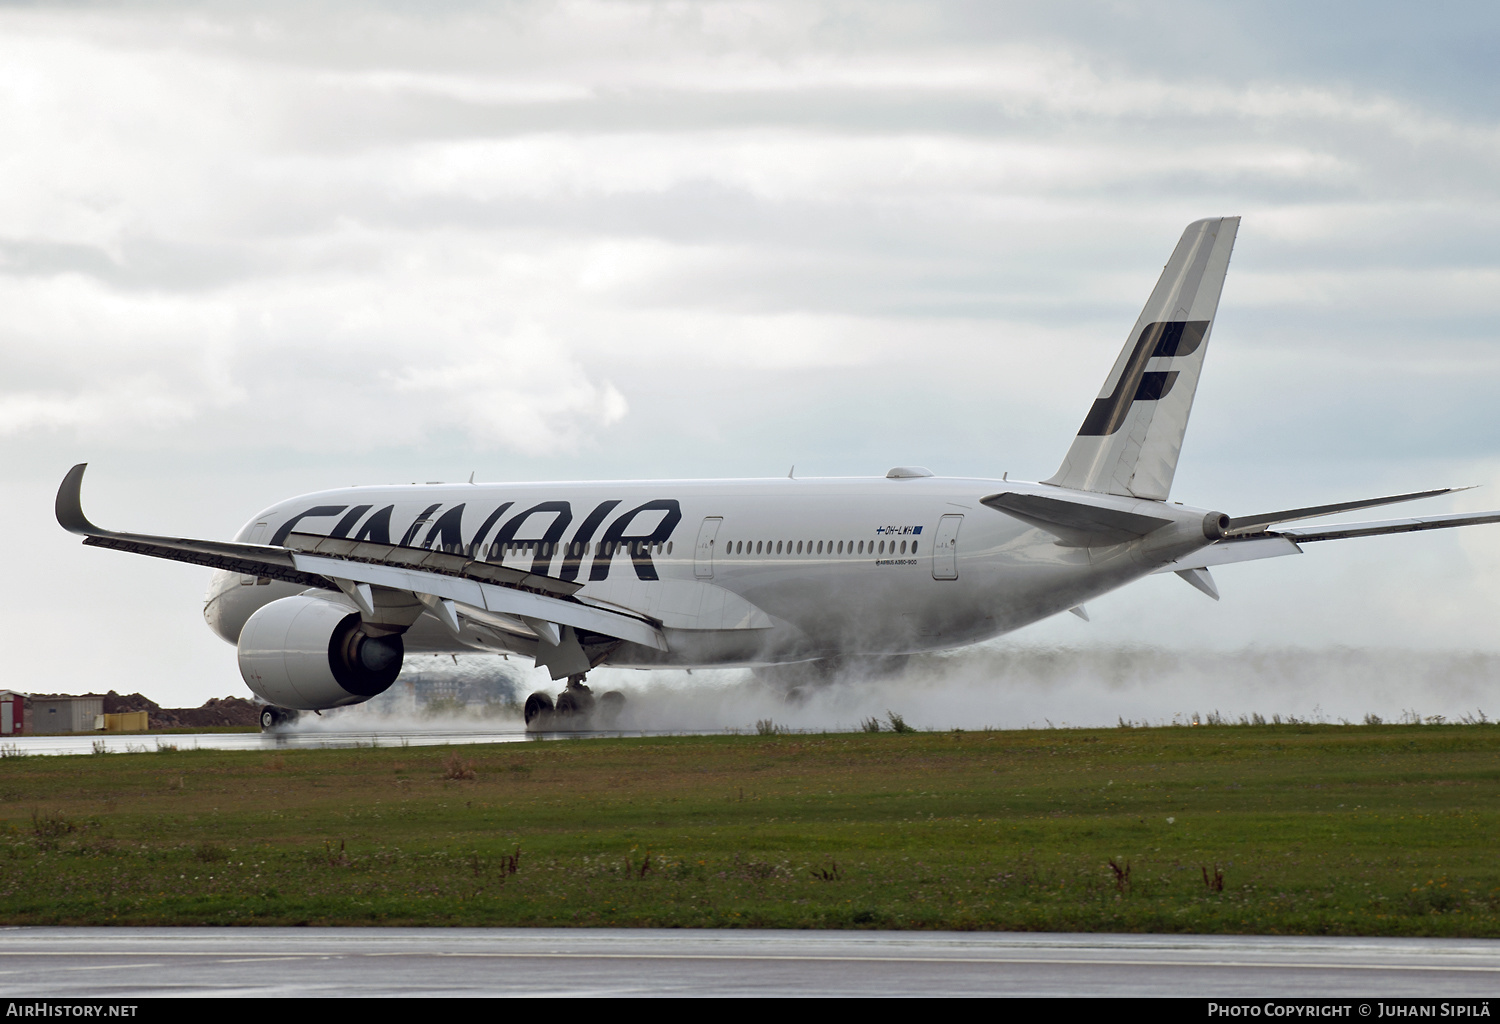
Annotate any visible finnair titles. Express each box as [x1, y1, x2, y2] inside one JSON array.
[[57, 217, 1500, 730]]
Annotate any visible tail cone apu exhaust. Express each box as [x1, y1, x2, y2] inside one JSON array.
[[1203, 512, 1229, 541]]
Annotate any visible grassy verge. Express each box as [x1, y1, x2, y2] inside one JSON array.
[[1, 724, 1498, 932]]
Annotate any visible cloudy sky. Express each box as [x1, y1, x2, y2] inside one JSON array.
[[5, 1, 1500, 710]]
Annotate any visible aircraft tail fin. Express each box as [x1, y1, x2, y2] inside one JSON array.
[[1045, 217, 1239, 500]]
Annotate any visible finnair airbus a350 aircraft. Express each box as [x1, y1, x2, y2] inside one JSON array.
[[56, 218, 1500, 730]]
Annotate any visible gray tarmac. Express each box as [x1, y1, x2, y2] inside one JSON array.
[[0, 727, 622, 757], [2, 928, 1498, 997], [2, 725, 697, 757]]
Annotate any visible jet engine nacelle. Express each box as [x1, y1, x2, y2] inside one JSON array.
[[237, 595, 403, 710]]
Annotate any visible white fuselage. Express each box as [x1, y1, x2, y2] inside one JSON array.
[[204, 475, 1220, 668]]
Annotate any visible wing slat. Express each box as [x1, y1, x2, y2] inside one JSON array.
[[292, 552, 666, 651], [283, 532, 577, 597]]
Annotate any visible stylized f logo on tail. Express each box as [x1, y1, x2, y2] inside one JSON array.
[[1046, 217, 1239, 499]]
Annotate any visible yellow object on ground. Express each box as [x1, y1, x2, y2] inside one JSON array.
[[101, 711, 148, 732]]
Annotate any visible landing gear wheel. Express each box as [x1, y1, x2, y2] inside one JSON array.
[[553, 673, 596, 719], [259, 706, 299, 730], [598, 690, 626, 726], [524, 692, 555, 728], [555, 688, 594, 716]]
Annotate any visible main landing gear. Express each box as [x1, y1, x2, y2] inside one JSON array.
[[524, 674, 625, 731], [258, 705, 301, 731]]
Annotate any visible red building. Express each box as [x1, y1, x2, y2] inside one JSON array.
[[0, 691, 24, 736]]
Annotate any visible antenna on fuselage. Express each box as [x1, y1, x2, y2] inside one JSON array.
[[788, 465, 795, 479]]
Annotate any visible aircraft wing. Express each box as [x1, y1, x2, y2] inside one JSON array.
[[285, 542, 665, 651], [55, 463, 667, 652], [55, 465, 328, 588]]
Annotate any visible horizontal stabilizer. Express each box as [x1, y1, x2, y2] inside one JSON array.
[[1224, 487, 1466, 536], [1156, 535, 1302, 573], [1283, 510, 1500, 542], [981, 491, 1171, 546], [1157, 507, 1500, 575]]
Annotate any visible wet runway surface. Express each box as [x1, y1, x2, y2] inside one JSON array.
[[0, 726, 673, 757], [3, 928, 1499, 997]]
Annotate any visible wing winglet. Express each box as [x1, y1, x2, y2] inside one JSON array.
[[54, 464, 351, 588], [56, 463, 103, 536]]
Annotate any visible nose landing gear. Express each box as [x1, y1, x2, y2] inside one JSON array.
[[523, 674, 626, 731]]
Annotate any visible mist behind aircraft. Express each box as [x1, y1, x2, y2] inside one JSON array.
[[359, 645, 1498, 734], [592, 647, 1500, 732]]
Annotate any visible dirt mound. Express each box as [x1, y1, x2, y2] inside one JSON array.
[[102, 691, 162, 714], [168, 696, 261, 728]]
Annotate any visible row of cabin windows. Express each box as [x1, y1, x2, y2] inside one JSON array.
[[253, 535, 900, 586], [473, 540, 674, 559], [719, 538, 916, 557], [455, 538, 911, 560]]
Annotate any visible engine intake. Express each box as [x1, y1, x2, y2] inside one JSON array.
[[237, 595, 403, 710]]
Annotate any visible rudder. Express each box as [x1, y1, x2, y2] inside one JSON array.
[[1045, 217, 1239, 500]]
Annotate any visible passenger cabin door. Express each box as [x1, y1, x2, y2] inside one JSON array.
[[694, 517, 723, 579], [932, 514, 963, 580]]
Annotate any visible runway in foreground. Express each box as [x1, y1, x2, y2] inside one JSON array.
[[0, 725, 653, 757], [3, 928, 1499, 997]]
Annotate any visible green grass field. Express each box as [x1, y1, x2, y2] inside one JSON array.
[[1, 723, 1498, 933]]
